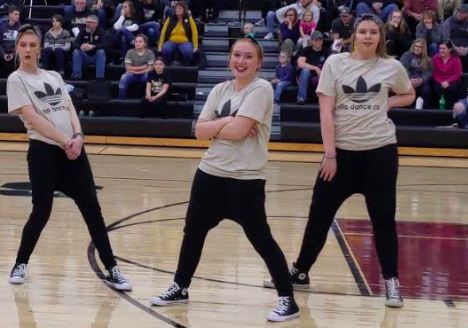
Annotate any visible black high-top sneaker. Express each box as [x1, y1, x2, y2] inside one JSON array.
[[106, 266, 133, 291], [267, 296, 300, 322], [150, 282, 189, 306], [263, 262, 310, 289], [385, 277, 404, 308]]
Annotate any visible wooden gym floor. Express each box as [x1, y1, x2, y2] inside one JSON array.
[[0, 142, 466, 328]]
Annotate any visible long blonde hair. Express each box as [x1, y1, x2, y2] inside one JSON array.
[[385, 10, 408, 34], [350, 14, 389, 59], [411, 38, 430, 70]]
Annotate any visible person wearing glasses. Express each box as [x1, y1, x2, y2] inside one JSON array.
[[264, 14, 415, 309], [71, 14, 106, 80], [7, 25, 132, 292], [149, 37, 300, 323]]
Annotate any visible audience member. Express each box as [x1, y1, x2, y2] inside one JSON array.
[[355, 0, 398, 21], [403, 0, 437, 33], [190, 0, 225, 24], [298, 9, 316, 49], [416, 10, 441, 56], [64, 0, 93, 37], [271, 51, 294, 103], [296, 31, 329, 105], [452, 100, 468, 128], [71, 15, 106, 80], [138, 0, 163, 46], [432, 40, 462, 109], [437, 0, 461, 21], [113, 0, 140, 60], [243, 23, 255, 38], [330, 6, 354, 53], [0, 6, 20, 70], [42, 14, 71, 76], [158, 1, 198, 65], [278, 8, 300, 56], [141, 56, 171, 117], [66, 0, 106, 28], [442, 5, 468, 70], [385, 10, 413, 59], [400, 39, 433, 108], [119, 34, 155, 99]]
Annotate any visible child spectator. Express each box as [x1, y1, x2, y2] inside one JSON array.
[[271, 51, 294, 103], [0, 6, 20, 71], [453, 100, 468, 128], [385, 10, 413, 59], [298, 9, 316, 49], [141, 57, 172, 118], [118, 34, 155, 99], [243, 22, 255, 39], [42, 14, 71, 76]]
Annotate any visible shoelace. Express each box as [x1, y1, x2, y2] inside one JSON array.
[[110, 267, 126, 283], [161, 283, 180, 299], [12, 264, 26, 277], [275, 297, 290, 315], [386, 278, 400, 299]]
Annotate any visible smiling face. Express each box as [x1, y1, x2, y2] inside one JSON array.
[[229, 40, 262, 81], [16, 33, 40, 67], [413, 41, 423, 56], [354, 20, 381, 56], [439, 44, 450, 57]]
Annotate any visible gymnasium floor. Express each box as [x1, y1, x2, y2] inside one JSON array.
[[0, 144, 466, 328]]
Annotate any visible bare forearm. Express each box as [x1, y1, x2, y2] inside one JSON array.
[[195, 118, 231, 140], [29, 115, 69, 146], [320, 110, 336, 155], [217, 122, 246, 141]]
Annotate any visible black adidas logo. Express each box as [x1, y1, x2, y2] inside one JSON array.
[[342, 76, 381, 103], [34, 83, 62, 106], [215, 99, 238, 118]]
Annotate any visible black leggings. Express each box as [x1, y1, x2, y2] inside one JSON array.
[[16, 140, 117, 270], [295, 144, 399, 280], [174, 169, 293, 297]]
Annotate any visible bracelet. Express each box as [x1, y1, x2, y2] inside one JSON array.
[[324, 152, 336, 159], [73, 132, 85, 140]]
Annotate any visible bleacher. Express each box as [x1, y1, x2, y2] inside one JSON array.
[[0, 1, 467, 148]]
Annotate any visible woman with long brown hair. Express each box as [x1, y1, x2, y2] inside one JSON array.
[[7, 25, 132, 292], [264, 14, 415, 309], [385, 10, 413, 58]]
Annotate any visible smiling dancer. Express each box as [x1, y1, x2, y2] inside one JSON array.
[[149, 37, 300, 322], [264, 14, 415, 308], [7, 25, 132, 291]]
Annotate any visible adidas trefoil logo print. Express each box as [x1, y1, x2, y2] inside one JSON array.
[[342, 76, 381, 103], [34, 83, 62, 106], [215, 99, 238, 118]]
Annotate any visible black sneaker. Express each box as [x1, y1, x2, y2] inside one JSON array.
[[263, 263, 310, 289], [150, 282, 189, 306], [385, 277, 404, 308], [9, 263, 26, 284], [267, 296, 300, 322], [105, 266, 133, 291]]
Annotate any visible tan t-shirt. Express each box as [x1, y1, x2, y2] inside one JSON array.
[[7, 69, 74, 147], [316, 53, 412, 151], [198, 77, 273, 180]]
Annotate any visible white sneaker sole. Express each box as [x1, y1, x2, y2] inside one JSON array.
[[9, 276, 25, 284], [385, 299, 404, 308], [263, 280, 310, 290], [267, 311, 300, 322], [105, 280, 133, 291], [149, 297, 189, 306]]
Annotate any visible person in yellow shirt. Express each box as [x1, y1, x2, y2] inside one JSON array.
[[158, 1, 198, 65]]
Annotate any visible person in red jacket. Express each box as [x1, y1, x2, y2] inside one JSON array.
[[432, 39, 462, 108]]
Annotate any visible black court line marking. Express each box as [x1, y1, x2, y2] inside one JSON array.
[[331, 221, 371, 296], [443, 300, 456, 308]]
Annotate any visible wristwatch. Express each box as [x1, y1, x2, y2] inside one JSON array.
[[73, 132, 85, 140]]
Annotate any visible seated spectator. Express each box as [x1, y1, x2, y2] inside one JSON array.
[[400, 39, 433, 109], [255, 0, 281, 28], [278, 8, 300, 56], [113, 0, 140, 60], [385, 10, 412, 59], [266, 0, 320, 40], [141, 56, 171, 117], [271, 51, 294, 103], [243, 22, 255, 38], [312, 0, 333, 35], [42, 14, 71, 76], [437, 0, 461, 21], [0, 6, 20, 71], [452, 100, 468, 128], [432, 40, 462, 109], [190, 0, 224, 24], [64, 0, 92, 37], [296, 31, 329, 105], [403, 0, 437, 33], [158, 1, 198, 66], [65, 0, 106, 29], [298, 9, 316, 49], [442, 5, 468, 70], [118, 34, 155, 99], [71, 15, 106, 80], [416, 10, 441, 56], [326, 0, 353, 18], [138, 0, 163, 46], [356, 0, 398, 22], [330, 6, 354, 53]]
